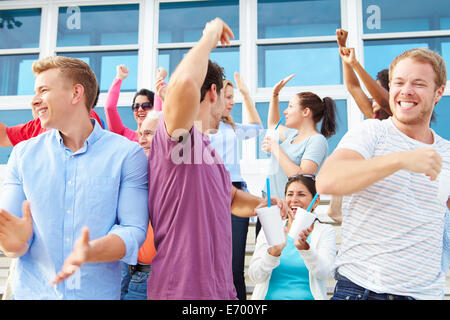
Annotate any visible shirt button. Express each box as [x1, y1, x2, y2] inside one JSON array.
[[68, 180, 72, 185], [67, 210, 71, 214], [66, 238, 70, 243]]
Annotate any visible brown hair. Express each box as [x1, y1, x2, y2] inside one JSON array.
[[221, 80, 236, 130], [296, 92, 337, 138], [32, 56, 98, 112], [389, 48, 447, 89], [200, 60, 225, 103]]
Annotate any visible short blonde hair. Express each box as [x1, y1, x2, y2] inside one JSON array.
[[389, 48, 447, 89], [32, 56, 98, 111]]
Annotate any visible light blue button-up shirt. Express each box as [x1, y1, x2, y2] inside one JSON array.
[[0, 120, 148, 299]]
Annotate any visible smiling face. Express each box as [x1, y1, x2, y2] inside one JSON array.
[[389, 57, 445, 129], [138, 116, 159, 157], [133, 95, 152, 127], [285, 181, 314, 217], [32, 68, 73, 129]]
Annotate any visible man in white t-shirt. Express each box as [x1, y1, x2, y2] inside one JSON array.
[[317, 48, 449, 300]]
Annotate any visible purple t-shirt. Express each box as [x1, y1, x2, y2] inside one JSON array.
[[147, 117, 236, 300]]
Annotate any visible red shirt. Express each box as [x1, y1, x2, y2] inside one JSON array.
[[6, 110, 103, 146]]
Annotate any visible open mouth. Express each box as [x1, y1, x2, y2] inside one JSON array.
[[37, 107, 48, 118], [397, 101, 417, 111]]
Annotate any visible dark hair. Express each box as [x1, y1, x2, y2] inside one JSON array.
[[297, 92, 337, 138], [285, 175, 316, 197], [376, 69, 389, 91], [133, 88, 155, 107], [200, 60, 225, 102]]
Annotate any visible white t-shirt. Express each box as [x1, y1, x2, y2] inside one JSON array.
[[335, 118, 450, 300]]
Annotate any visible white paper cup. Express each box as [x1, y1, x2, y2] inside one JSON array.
[[264, 128, 279, 143], [437, 171, 450, 203], [255, 206, 285, 246], [288, 207, 316, 240]]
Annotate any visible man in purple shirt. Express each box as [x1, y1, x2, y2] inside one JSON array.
[[148, 18, 288, 299]]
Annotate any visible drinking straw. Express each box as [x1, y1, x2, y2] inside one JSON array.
[[306, 193, 319, 212], [266, 178, 271, 207], [274, 116, 284, 130]]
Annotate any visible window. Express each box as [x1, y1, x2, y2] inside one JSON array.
[[159, 0, 239, 43], [364, 37, 450, 81], [432, 96, 450, 140], [0, 8, 41, 49], [362, 0, 450, 34], [57, 5, 139, 46], [0, 54, 39, 95], [258, 0, 341, 38], [257, 0, 342, 88], [56, 5, 140, 92]]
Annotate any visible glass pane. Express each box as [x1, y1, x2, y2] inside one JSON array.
[[258, 0, 341, 39], [0, 109, 34, 164], [159, 0, 239, 43], [57, 5, 139, 46], [255, 99, 347, 159], [0, 54, 39, 95], [57, 51, 138, 92], [364, 37, 450, 81], [363, 0, 450, 34], [431, 96, 450, 140], [158, 47, 239, 83], [0, 9, 41, 49], [258, 42, 341, 87]]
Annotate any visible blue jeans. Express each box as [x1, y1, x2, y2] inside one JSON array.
[[120, 262, 150, 300], [331, 272, 415, 300]]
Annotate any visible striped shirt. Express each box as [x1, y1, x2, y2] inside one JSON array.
[[335, 118, 450, 300]]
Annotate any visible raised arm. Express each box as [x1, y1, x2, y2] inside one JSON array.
[[104, 65, 129, 135], [340, 47, 375, 119], [234, 72, 261, 125], [164, 18, 234, 137], [268, 74, 294, 141]]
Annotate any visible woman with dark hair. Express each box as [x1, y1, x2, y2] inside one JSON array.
[[104, 64, 162, 142], [249, 174, 336, 300], [261, 74, 337, 203]]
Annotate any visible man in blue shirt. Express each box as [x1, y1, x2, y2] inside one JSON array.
[[0, 56, 149, 299]]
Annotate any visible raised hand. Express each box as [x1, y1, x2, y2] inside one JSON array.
[[234, 72, 249, 96], [202, 17, 234, 48], [155, 67, 168, 101], [116, 65, 130, 81], [272, 74, 295, 97], [336, 28, 348, 48], [339, 47, 357, 66]]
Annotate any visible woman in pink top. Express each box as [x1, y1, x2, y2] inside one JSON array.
[[104, 65, 163, 142]]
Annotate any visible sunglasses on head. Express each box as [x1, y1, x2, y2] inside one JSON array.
[[288, 174, 316, 181], [131, 102, 153, 111]]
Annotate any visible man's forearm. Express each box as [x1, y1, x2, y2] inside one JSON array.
[[316, 150, 403, 195], [86, 234, 126, 263], [231, 186, 262, 218]]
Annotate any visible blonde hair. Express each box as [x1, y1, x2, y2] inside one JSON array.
[[32, 56, 99, 112], [389, 48, 447, 89], [222, 80, 236, 130]]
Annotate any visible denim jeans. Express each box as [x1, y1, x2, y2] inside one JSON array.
[[331, 272, 415, 300], [120, 261, 150, 300]]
